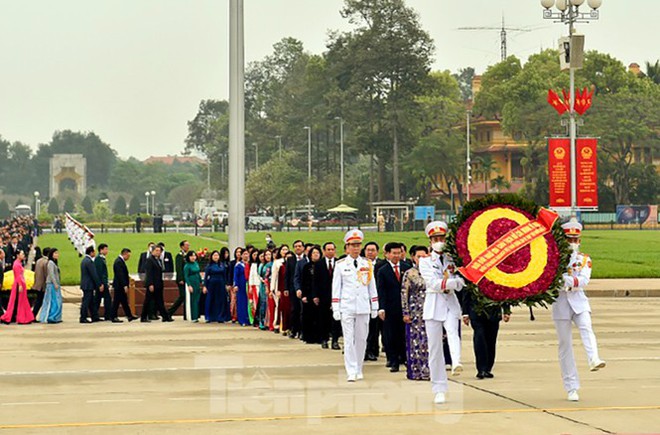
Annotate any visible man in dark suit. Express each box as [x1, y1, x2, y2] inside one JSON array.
[[137, 242, 155, 275], [461, 289, 511, 379], [94, 243, 116, 322], [377, 242, 410, 372], [6, 236, 24, 264], [80, 245, 101, 323], [111, 248, 137, 322], [168, 240, 189, 318], [32, 247, 50, 317], [141, 245, 173, 322], [135, 213, 142, 233], [158, 242, 174, 274], [363, 241, 385, 361], [284, 239, 305, 339], [313, 242, 341, 350], [137, 241, 159, 320]]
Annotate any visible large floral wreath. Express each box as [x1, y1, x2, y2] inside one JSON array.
[[446, 194, 571, 313]]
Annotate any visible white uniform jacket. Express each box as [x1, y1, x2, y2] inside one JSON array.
[[332, 256, 378, 316], [419, 251, 464, 322], [552, 251, 592, 320]]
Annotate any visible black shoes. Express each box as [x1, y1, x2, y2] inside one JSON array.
[[321, 341, 329, 349], [140, 319, 151, 323], [389, 365, 400, 373], [162, 318, 174, 322], [365, 353, 378, 361], [112, 318, 124, 323], [128, 316, 139, 322], [484, 372, 494, 378], [476, 372, 486, 379], [331, 342, 341, 350], [385, 361, 393, 368], [79, 319, 92, 324]]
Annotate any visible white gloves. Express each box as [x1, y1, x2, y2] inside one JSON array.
[[370, 310, 378, 319], [563, 275, 575, 289], [333, 311, 341, 321]]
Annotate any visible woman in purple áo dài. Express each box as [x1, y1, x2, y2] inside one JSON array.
[[400, 245, 431, 381]]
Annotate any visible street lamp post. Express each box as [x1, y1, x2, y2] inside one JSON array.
[[275, 135, 282, 158], [466, 110, 472, 202], [145, 191, 150, 215], [150, 190, 156, 214], [303, 126, 312, 210], [228, 0, 246, 250], [33, 191, 40, 217], [335, 117, 345, 202], [303, 126, 311, 186], [541, 0, 602, 217], [253, 142, 259, 170]]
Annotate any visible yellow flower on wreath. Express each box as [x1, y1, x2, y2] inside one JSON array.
[[1, 270, 35, 291], [466, 208, 548, 289]]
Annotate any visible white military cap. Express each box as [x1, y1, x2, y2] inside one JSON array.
[[343, 229, 364, 244], [425, 221, 448, 238], [561, 218, 583, 238]]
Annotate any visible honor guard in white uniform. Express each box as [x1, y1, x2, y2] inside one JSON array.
[[332, 230, 379, 382], [553, 218, 606, 402], [419, 221, 465, 404]]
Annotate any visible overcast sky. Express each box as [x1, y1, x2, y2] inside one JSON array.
[[0, 0, 657, 160]]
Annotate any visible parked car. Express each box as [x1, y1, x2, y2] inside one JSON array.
[[162, 214, 176, 223], [319, 212, 358, 225], [247, 215, 275, 230]]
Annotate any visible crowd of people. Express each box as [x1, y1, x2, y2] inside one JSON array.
[[1, 216, 63, 324], [1, 214, 606, 404]]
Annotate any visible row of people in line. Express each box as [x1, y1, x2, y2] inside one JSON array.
[[1, 247, 62, 324]]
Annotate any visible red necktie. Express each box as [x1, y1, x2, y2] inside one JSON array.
[[394, 264, 400, 282], [328, 259, 333, 277]]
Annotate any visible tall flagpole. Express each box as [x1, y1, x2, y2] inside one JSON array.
[[228, 0, 245, 249]]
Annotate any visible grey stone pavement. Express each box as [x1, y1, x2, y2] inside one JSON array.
[[0, 289, 658, 434]]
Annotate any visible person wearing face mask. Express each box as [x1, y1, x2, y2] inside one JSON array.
[[553, 218, 606, 403], [419, 221, 465, 405]]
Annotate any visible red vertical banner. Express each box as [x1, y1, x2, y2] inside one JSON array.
[[576, 138, 598, 208], [548, 138, 571, 208]]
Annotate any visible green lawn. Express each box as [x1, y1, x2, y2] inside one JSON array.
[[39, 230, 660, 285]]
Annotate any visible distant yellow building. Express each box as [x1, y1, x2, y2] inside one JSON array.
[[431, 66, 658, 206]]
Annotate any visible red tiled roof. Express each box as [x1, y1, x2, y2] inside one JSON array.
[[144, 155, 205, 165]]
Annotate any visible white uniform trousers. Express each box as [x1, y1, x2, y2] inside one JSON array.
[[445, 317, 462, 367], [554, 311, 601, 392], [341, 313, 370, 377], [425, 318, 460, 394]]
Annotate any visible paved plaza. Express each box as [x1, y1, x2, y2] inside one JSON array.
[[0, 297, 658, 434]]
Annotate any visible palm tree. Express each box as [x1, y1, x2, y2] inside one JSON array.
[[475, 155, 499, 194], [490, 175, 511, 193], [645, 60, 660, 84]]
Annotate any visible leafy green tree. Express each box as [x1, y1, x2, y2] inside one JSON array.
[[403, 70, 466, 205], [113, 196, 127, 215], [629, 163, 660, 205], [47, 197, 59, 214], [81, 196, 93, 214], [645, 60, 660, 85], [326, 0, 434, 200], [93, 202, 111, 222], [3, 141, 34, 195], [584, 85, 660, 204], [168, 182, 204, 211], [453, 67, 476, 102], [63, 198, 75, 213], [0, 200, 10, 219], [128, 196, 142, 215], [246, 152, 306, 210]]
